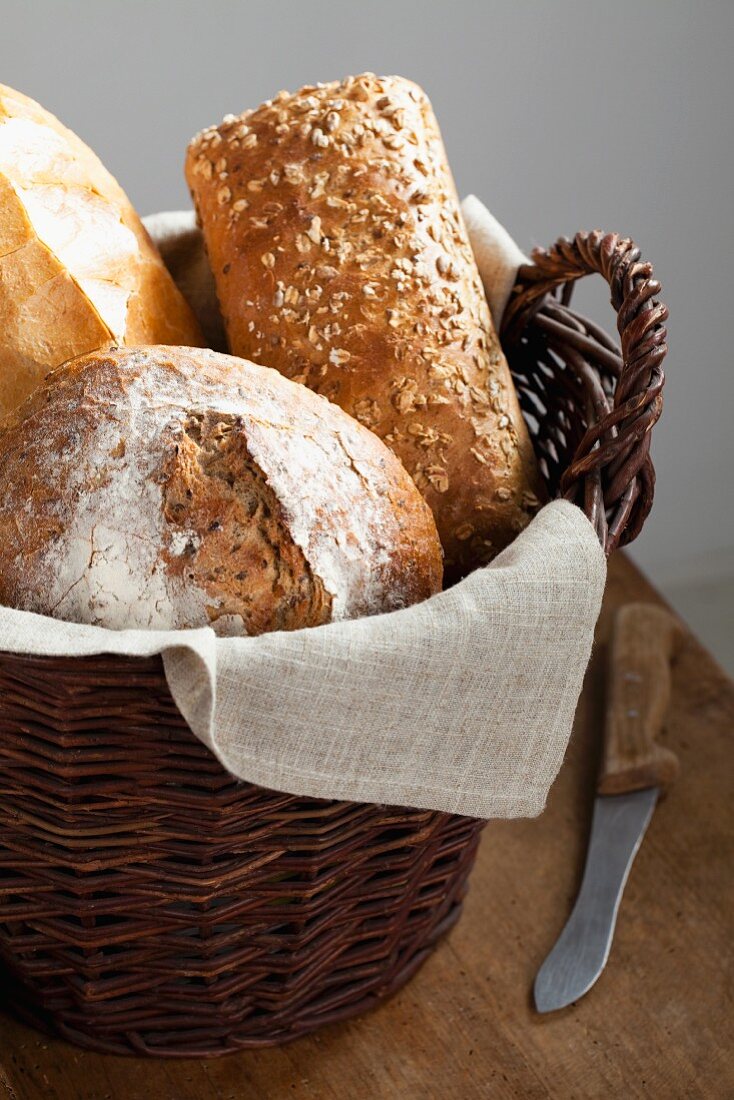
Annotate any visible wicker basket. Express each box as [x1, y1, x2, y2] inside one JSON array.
[[0, 231, 667, 1057]]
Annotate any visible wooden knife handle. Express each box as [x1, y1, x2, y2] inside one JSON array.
[[598, 603, 681, 797]]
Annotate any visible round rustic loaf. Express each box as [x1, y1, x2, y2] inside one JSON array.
[[186, 72, 545, 579], [0, 346, 442, 634]]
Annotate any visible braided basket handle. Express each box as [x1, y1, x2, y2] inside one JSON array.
[[501, 231, 667, 555]]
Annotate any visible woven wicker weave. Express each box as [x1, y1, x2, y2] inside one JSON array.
[[0, 231, 667, 1057]]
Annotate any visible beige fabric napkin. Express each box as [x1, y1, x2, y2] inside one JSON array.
[[0, 201, 607, 819], [461, 194, 529, 327], [0, 501, 605, 818]]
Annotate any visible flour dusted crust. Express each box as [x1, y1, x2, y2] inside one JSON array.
[[0, 346, 442, 633], [0, 84, 203, 419], [186, 73, 544, 578]]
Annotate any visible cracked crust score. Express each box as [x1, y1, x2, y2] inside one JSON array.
[[186, 72, 545, 578], [0, 346, 442, 634], [0, 83, 203, 419]]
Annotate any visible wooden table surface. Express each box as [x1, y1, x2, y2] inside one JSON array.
[[0, 553, 731, 1100]]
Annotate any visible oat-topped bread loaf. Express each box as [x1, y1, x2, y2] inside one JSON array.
[[186, 73, 544, 578], [0, 84, 203, 419], [0, 346, 441, 634]]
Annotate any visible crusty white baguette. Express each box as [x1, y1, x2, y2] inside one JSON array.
[[0, 84, 203, 418], [186, 73, 544, 577]]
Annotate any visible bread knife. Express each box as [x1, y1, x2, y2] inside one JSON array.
[[534, 602, 681, 1013]]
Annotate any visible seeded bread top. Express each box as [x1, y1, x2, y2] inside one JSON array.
[[186, 73, 544, 577]]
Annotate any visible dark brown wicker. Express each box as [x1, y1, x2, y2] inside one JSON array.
[[502, 231, 667, 552], [0, 231, 667, 1058]]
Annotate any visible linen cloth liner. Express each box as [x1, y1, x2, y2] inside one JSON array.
[[0, 199, 607, 819]]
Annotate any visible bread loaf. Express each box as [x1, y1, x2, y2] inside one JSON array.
[[0, 346, 441, 634], [0, 84, 203, 419], [186, 73, 544, 578]]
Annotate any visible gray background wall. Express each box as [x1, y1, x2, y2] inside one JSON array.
[[2, 0, 733, 584]]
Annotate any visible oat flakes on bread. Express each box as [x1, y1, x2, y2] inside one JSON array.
[[186, 72, 544, 578], [0, 345, 442, 634]]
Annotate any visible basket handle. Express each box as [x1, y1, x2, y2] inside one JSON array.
[[501, 231, 668, 554]]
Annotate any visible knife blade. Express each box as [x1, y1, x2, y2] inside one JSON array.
[[534, 602, 681, 1013]]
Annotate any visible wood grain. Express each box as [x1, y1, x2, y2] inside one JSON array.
[[598, 602, 681, 795], [0, 553, 731, 1100]]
